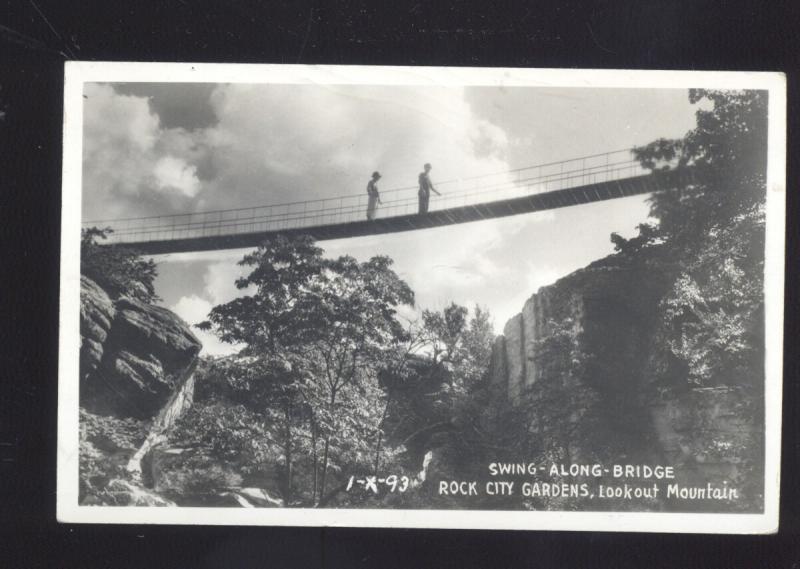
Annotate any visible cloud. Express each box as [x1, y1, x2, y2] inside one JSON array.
[[172, 294, 212, 326], [82, 84, 158, 218], [154, 155, 200, 196], [82, 82, 528, 230], [172, 294, 238, 357], [82, 83, 208, 220], [168, 258, 254, 356], [203, 260, 253, 305], [192, 84, 517, 214]]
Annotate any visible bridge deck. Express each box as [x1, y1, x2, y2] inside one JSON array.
[[117, 168, 692, 255]]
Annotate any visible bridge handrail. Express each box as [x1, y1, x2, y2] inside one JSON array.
[[83, 148, 638, 225], [104, 162, 646, 237]]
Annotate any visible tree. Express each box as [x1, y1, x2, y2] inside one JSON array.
[[81, 227, 159, 303], [421, 303, 493, 397], [421, 302, 468, 365], [626, 90, 768, 387], [421, 303, 495, 368], [198, 235, 414, 505], [631, 89, 767, 254], [610, 223, 660, 256], [660, 213, 765, 387]]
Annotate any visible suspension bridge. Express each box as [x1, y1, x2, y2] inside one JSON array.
[[83, 149, 694, 255]]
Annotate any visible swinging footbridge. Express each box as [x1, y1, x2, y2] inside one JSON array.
[[84, 149, 694, 255]]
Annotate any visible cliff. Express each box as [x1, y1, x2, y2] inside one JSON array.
[[491, 254, 670, 400], [488, 251, 763, 512]]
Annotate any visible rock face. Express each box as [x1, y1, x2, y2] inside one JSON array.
[[126, 366, 197, 477], [79, 276, 202, 506], [80, 276, 116, 381], [491, 255, 669, 403], [80, 278, 202, 419], [489, 253, 763, 511], [142, 444, 286, 508], [100, 479, 177, 507]]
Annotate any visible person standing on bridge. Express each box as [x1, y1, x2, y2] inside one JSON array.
[[366, 171, 382, 220], [418, 163, 440, 214]]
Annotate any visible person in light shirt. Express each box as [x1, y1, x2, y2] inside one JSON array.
[[366, 171, 382, 220]]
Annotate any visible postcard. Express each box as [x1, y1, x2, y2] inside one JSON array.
[[58, 63, 785, 532]]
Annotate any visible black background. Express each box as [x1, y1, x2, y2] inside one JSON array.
[[1, 1, 798, 567]]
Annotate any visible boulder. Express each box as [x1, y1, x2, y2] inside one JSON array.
[[80, 287, 202, 419], [111, 298, 202, 368], [237, 487, 284, 507], [146, 446, 243, 502]]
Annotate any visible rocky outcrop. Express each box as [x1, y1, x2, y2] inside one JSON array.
[[79, 276, 202, 506], [142, 445, 285, 508], [491, 255, 670, 403], [80, 278, 202, 419], [648, 385, 764, 509], [126, 364, 197, 476], [488, 252, 763, 511], [502, 314, 525, 399], [99, 479, 177, 507], [80, 276, 116, 380]]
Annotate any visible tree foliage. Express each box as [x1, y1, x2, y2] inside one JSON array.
[[194, 234, 415, 505], [631, 89, 767, 253], [623, 90, 768, 387], [418, 303, 494, 412], [661, 213, 765, 386], [81, 227, 159, 303]]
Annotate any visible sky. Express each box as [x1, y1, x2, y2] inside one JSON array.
[[82, 81, 703, 355]]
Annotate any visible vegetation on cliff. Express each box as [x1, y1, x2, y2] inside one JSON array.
[[620, 89, 767, 389], [81, 227, 159, 303], [487, 89, 768, 512]]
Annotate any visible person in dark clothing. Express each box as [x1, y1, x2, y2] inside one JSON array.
[[366, 171, 382, 220], [418, 163, 440, 214]]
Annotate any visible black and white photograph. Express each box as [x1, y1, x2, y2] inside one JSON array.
[[57, 64, 785, 532]]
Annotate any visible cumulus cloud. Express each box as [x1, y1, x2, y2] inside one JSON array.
[[172, 294, 236, 357], [203, 260, 253, 305], [172, 294, 211, 328], [195, 84, 516, 212], [168, 258, 254, 356], [82, 82, 522, 224], [82, 84, 158, 217], [82, 83, 207, 220], [154, 155, 200, 196]]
